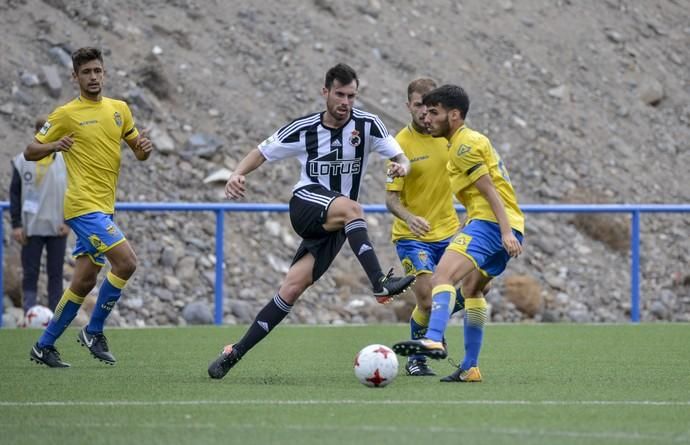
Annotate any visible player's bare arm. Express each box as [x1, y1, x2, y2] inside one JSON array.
[[387, 153, 410, 177], [474, 174, 522, 257], [385, 190, 431, 237], [24, 134, 74, 161], [225, 148, 267, 200], [126, 128, 153, 161]]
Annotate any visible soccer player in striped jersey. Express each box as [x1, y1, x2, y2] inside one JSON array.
[[393, 85, 524, 382], [26, 47, 153, 368], [208, 63, 415, 379], [385, 78, 465, 376]]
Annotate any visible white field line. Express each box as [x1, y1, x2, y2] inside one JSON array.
[[1, 399, 689, 407], [0, 419, 688, 443]]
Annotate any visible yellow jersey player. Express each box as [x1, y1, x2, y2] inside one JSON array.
[[385, 78, 463, 376], [27, 47, 153, 368], [393, 84, 524, 383]]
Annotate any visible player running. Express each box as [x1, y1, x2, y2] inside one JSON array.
[[392, 84, 524, 382], [27, 47, 153, 368]]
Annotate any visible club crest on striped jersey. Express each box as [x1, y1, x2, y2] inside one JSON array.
[[349, 129, 361, 147]]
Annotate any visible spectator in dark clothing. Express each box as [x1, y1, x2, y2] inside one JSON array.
[[10, 116, 69, 312]]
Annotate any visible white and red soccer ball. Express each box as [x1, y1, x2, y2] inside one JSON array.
[[23, 305, 54, 328], [353, 344, 399, 388]]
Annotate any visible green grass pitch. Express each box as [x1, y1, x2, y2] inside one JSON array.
[[1, 324, 689, 445]]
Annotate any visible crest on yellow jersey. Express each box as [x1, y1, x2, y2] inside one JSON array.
[[457, 144, 471, 156], [114, 112, 122, 127]]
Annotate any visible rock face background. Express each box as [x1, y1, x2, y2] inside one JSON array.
[[1, 0, 689, 327]]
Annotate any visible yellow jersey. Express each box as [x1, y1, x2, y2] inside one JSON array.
[[35, 95, 139, 220], [447, 125, 524, 234], [387, 124, 460, 242]]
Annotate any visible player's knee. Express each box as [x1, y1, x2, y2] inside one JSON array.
[[112, 254, 137, 279], [341, 199, 364, 222], [279, 281, 309, 304], [430, 273, 452, 289], [122, 257, 137, 278], [280, 273, 313, 302]]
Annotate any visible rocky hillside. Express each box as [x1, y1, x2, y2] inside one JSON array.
[[1, 0, 689, 327]]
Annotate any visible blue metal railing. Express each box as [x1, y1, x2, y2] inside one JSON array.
[[1, 202, 689, 327]]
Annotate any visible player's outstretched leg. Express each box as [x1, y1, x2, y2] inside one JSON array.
[[343, 219, 415, 302], [393, 284, 456, 359], [208, 344, 243, 379], [374, 268, 416, 303], [207, 294, 293, 379]]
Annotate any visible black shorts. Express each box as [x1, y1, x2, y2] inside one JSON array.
[[289, 184, 347, 282]]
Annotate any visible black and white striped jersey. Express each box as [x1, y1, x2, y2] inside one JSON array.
[[257, 108, 403, 201]]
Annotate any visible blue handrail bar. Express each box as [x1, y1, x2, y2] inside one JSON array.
[[2, 202, 689, 327]]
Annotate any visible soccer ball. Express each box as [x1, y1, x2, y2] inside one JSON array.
[[24, 305, 54, 328], [353, 344, 399, 388]]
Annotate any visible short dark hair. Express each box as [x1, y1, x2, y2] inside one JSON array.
[[324, 63, 359, 89], [422, 84, 470, 119], [71, 47, 103, 72], [407, 78, 437, 101], [34, 115, 47, 132]]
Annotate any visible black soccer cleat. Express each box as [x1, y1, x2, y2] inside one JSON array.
[[208, 344, 242, 379], [77, 327, 116, 365], [30, 343, 71, 368], [392, 338, 448, 359], [405, 358, 436, 376], [374, 268, 416, 304]]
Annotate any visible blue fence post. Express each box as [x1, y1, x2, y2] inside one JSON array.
[[630, 210, 641, 323], [0, 213, 4, 328], [214, 210, 224, 325]]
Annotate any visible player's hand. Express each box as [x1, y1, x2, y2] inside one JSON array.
[[502, 231, 522, 258], [58, 224, 70, 237], [406, 215, 431, 237], [387, 162, 408, 178], [136, 128, 153, 153], [12, 228, 26, 245], [225, 173, 246, 200], [53, 133, 74, 153]]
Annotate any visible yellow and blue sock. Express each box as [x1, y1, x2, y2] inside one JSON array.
[[87, 272, 127, 334], [38, 289, 85, 347], [451, 287, 466, 315], [409, 305, 430, 361], [461, 297, 488, 370], [425, 285, 456, 342]]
